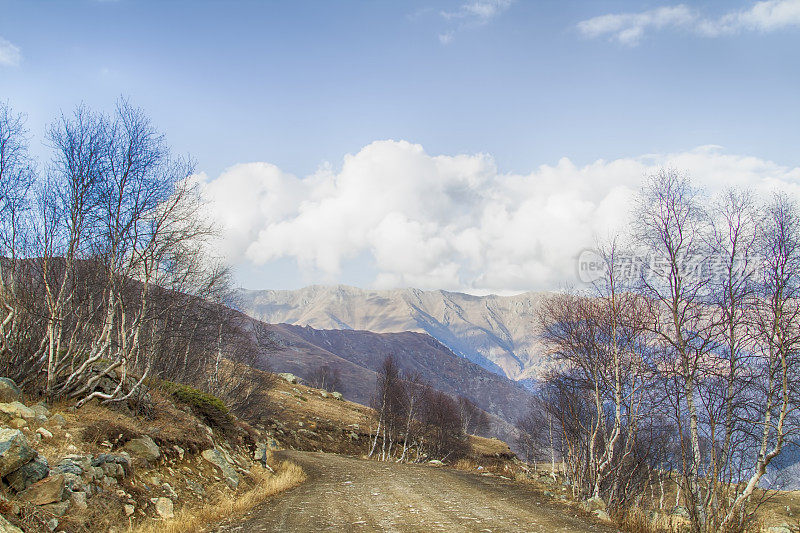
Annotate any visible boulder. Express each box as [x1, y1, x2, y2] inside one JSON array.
[[278, 373, 298, 384], [54, 454, 91, 476], [201, 447, 239, 489], [8, 419, 26, 429], [331, 392, 343, 400], [124, 436, 161, 463], [0, 402, 35, 420], [0, 428, 37, 476], [0, 378, 22, 403], [765, 526, 793, 533], [19, 474, 66, 505], [581, 496, 607, 512], [593, 509, 612, 522], [70, 491, 88, 511], [31, 403, 50, 418], [36, 427, 53, 440], [0, 515, 23, 533], [6, 455, 49, 492], [153, 497, 174, 519]]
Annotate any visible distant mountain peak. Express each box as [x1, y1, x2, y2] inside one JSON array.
[[235, 285, 548, 381]]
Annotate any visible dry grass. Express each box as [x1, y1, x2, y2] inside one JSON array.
[[129, 460, 306, 533]]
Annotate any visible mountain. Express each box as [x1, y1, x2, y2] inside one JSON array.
[[252, 322, 533, 446], [234, 285, 548, 382]]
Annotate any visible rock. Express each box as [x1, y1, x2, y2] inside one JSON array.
[[46, 518, 59, 531], [41, 500, 69, 516], [593, 509, 612, 522], [154, 497, 174, 519], [36, 427, 53, 440], [185, 478, 205, 496], [162, 482, 178, 499], [765, 526, 793, 533], [428, 459, 444, 466], [331, 392, 343, 400], [19, 474, 66, 505], [0, 515, 23, 533], [8, 418, 26, 429], [0, 378, 22, 403], [70, 491, 88, 511], [124, 436, 161, 463], [278, 373, 298, 384], [124, 504, 135, 516], [0, 428, 37, 476], [582, 496, 607, 512], [48, 414, 66, 428], [6, 455, 49, 492], [0, 402, 35, 420], [320, 390, 329, 398], [31, 403, 50, 418], [201, 447, 239, 489], [54, 455, 90, 476]]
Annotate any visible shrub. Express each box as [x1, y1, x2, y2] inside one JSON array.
[[161, 381, 234, 433]]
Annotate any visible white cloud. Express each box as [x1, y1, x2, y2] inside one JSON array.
[[0, 37, 21, 67], [199, 142, 800, 293], [438, 0, 512, 44], [578, 0, 800, 45]]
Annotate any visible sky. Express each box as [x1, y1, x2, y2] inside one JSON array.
[[1, 0, 800, 293]]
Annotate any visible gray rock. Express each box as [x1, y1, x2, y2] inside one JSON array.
[[154, 497, 174, 519], [201, 447, 239, 489], [124, 503, 135, 516], [765, 526, 793, 533], [162, 482, 178, 499], [6, 455, 49, 492], [41, 500, 69, 516], [70, 491, 88, 511], [0, 428, 37, 477], [593, 509, 612, 522], [31, 403, 50, 418], [331, 392, 343, 400], [48, 414, 66, 428], [278, 373, 298, 384], [124, 436, 161, 463], [0, 378, 22, 403], [581, 496, 607, 512], [0, 514, 23, 533]]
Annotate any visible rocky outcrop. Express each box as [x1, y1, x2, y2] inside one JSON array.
[[6, 455, 49, 491], [0, 379, 22, 403], [124, 436, 161, 463], [19, 473, 66, 505], [0, 428, 36, 476], [201, 447, 239, 489]]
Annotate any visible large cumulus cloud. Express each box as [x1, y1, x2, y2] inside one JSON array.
[[197, 141, 800, 292]]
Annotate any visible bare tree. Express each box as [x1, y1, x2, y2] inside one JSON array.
[[308, 364, 343, 393]]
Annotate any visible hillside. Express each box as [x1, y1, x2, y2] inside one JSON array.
[[234, 285, 548, 382], [251, 322, 534, 445]]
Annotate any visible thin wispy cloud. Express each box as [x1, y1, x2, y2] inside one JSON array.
[[438, 0, 513, 44], [0, 37, 21, 67], [578, 0, 800, 46]]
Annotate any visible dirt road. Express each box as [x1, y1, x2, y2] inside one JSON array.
[[213, 451, 615, 532]]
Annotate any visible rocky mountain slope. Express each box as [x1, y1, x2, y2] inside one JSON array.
[[235, 285, 548, 382], [252, 323, 534, 445]]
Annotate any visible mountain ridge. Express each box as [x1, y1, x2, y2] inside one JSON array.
[[233, 284, 548, 381]]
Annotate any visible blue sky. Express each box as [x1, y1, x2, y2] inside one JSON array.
[[2, 1, 800, 292]]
